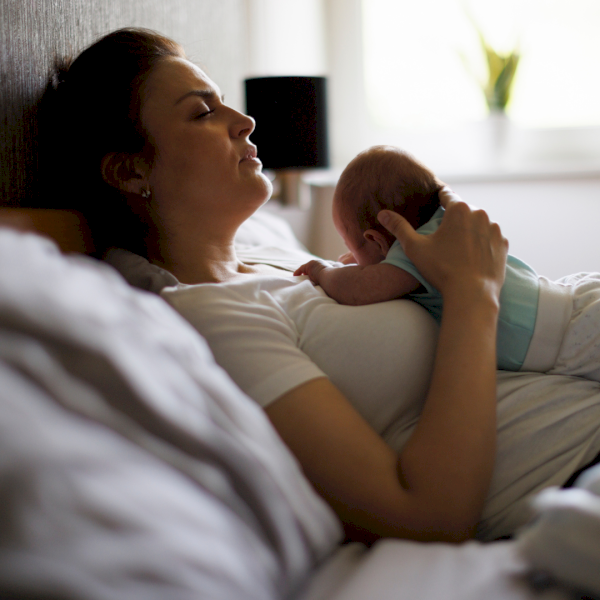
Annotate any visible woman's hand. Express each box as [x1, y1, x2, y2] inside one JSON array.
[[377, 187, 508, 305]]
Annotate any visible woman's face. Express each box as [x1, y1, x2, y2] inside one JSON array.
[[140, 56, 272, 224]]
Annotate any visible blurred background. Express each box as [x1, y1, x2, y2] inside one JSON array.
[[2, 0, 599, 278], [243, 0, 600, 279]]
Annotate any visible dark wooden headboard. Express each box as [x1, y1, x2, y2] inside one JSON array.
[[0, 0, 247, 208]]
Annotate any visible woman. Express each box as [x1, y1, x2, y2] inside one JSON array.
[[50, 28, 600, 544]]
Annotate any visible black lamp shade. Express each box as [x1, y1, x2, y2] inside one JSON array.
[[245, 76, 329, 170]]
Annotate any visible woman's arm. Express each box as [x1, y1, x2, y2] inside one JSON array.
[[266, 192, 507, 543]]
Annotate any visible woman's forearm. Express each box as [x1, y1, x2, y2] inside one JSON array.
[[265, 285, 500, 543], [396, 284, 500, 539]]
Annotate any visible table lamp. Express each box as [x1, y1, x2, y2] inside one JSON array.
[[245, 76, 329, 209]]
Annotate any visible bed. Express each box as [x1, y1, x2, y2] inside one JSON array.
[[0, 206, 599, 600], [1, 1, 600, 597]]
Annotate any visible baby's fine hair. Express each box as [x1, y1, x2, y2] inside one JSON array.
[[335, 145, 442, 244]]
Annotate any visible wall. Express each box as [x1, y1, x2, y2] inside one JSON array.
[[450, 176, 600, 280], [0, 0, 246, 206], [245, 0, 326, 78]]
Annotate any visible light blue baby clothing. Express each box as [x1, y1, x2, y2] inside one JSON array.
[[382, 207, 540, 370]]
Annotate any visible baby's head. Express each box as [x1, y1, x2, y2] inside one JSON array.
[[333, 146, 442, 266]]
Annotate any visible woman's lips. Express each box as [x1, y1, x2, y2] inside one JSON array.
[[240, 145, 261, 163]]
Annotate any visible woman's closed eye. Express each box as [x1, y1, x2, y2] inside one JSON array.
[[193, 108, 216, 120]]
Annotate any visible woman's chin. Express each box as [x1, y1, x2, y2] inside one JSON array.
[[258, 173, 274, 204], [244, 178, 273, 213], [236, 171, 273, 211]]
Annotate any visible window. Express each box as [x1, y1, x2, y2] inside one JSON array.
[[325, 0, 600, 175], [363, 0, 600, 130]]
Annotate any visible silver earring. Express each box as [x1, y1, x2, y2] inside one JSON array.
[[140, 188, 151, 199]]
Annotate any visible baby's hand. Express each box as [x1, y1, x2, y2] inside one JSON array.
[[337, 251, 356, 265], [294, 259, 333, 284]]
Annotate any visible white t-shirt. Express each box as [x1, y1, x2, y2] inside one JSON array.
[[162, 275, 438, 439], [161, 273, 600, 541]]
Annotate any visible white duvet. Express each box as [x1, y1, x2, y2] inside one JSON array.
[[0, 228, 341, 600]]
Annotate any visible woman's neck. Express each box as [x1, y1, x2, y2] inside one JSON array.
[[144, 218, 271, 284], [147, 236, 240, 284]]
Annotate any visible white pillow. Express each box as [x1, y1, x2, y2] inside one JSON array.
[[234, 206, 307, 251], [106, 207, 319, 292]]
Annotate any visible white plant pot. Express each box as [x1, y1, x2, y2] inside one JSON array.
[[486, 110, 511, 168]]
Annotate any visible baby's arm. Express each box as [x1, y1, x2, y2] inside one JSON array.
[[294, 259, 421, 305]]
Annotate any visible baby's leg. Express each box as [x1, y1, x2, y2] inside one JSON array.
[[548, 273, 600, 382]]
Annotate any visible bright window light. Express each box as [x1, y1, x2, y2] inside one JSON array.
[[362, 0, 600, 130]]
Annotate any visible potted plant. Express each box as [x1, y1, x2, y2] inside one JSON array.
[[477, 31, 520, 114], [462, 18, 521, 165]]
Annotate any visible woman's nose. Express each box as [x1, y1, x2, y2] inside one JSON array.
[[230, 110, 255, 139]]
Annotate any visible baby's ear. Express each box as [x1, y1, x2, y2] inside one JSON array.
[[364, 229, 391, 258]]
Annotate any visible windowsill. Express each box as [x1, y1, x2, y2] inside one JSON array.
[[439, 160, 600, 184], [303, 160, 600, 189]]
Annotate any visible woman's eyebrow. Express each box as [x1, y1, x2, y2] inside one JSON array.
[[174, 89, 224, 105]]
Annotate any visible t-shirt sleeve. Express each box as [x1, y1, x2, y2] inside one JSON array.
[[161, 284, 327, 408]]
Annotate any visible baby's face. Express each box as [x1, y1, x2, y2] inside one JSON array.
[[332, 193, 384, 267]]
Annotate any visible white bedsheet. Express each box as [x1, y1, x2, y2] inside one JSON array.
[[299, 539, 572, 600], [517, 466, 600, 598]]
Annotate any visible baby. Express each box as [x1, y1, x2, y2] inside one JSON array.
[[295, 145, 600, 378]]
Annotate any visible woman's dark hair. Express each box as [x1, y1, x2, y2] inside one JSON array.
[[42, 28, 183, 255]]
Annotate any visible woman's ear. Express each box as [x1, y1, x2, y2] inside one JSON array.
[[364, 229, 391, 257], [101, 153, 150, 195]]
